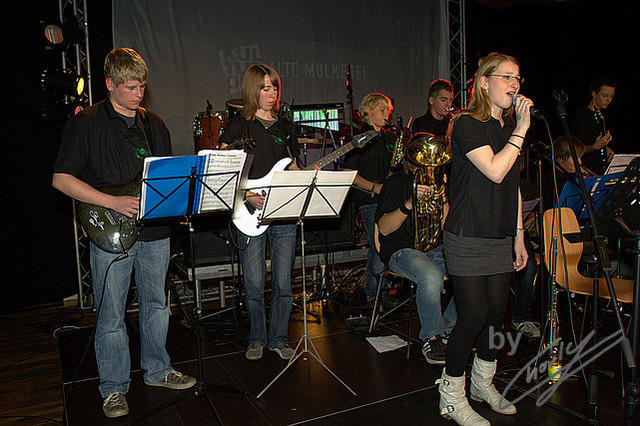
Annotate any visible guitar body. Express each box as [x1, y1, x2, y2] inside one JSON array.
[[232, 157, 292, 237], [76, 179, 142, 253]]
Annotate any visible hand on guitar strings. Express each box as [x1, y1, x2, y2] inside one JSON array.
[[112, 195, 140, 218]]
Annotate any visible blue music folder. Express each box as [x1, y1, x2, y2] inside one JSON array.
[[138, 155, 205, 220], [557, 172, 622, 220]]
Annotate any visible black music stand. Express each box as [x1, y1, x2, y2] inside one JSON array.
[[553, 91, 636, 424], [592, 158, 640, 425], [253, 168, 358, 399], [132, 152, 249, 425]]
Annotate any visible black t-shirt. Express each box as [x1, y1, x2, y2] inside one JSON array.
[[411, 111, 450, 137], [374, 170, 414, 263], [219, 117, 299, 179], [342, 123, 394, 206], [444, 114, 519, 238], [571, 106, 610, 175], [53, 99, 173, 241]]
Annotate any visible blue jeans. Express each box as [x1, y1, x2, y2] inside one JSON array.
[[90, 238, 172, 398], [388, 245, 456, 340], [237, 223, 297, 348], [359, 204, 386, 301]]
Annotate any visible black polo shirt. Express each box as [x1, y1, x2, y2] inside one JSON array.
[[444, 114, 519, 238], [411, 111, 450, 137], [219, 117, 299, 179], [342, 123, 394, 206], [54, 98, 173, 241]]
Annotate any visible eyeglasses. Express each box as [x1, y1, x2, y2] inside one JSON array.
[[488, 74, 524, 85]]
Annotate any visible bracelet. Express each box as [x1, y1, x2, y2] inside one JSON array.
[[516, 227, 525, 232], [400, 203, 411, 215], [371, 182, 376, 192], [506, 141, 522, 151], [511, 134, 525, 140]]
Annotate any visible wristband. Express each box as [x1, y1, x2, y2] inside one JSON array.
[[506, 141, 522, 151], [400, 203, 411, 215], [516, 227, 525, 233], [511, 134, 525, 140], [371, 182, 376, 192]]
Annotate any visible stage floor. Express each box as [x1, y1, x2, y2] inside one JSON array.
[[1, 280, 637, 425]]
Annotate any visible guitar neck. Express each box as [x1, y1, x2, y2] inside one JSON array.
[[305, 142, 354, 170]]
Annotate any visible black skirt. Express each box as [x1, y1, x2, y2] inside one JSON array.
[[443, 231, 514, 276]]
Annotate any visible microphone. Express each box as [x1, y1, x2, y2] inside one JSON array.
[[512, 94, 544, 119]]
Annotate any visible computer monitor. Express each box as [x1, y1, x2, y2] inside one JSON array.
[[291, 103, 344, 132]]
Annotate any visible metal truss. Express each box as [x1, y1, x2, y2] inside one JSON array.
[[448, 0, 468, 110], [57, 0, 94, 309]]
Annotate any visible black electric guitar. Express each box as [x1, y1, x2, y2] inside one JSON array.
[[591, 106, 610, 174], [76, 137, 256, 253]]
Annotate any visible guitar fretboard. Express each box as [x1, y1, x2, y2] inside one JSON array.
[[304, 142, 354, 170]]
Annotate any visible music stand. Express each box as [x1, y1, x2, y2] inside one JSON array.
[[132, 151, 250, 425], [254, 168, 358, 399]]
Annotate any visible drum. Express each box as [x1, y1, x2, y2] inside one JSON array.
[[225, 98, 244, 121], [193, 111, 226, 152]]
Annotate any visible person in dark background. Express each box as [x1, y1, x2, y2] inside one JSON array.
[[375, 133, 456, 365], [219, 63, 300, 362], [570, 76, 616, 175], [542, 136, 586, 210], [51, 48, 196, 419], [343, 93, 395, 304], [411, 79, 454, 137]]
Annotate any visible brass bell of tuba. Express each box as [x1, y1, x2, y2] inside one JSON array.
[[404, 132, 451, 252]]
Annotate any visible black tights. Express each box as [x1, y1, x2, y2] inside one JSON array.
[[445, 272, 511, 377]]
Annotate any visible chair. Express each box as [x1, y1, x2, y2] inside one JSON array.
[[368, 223, 418, 359], [542, 207, 633, 304]]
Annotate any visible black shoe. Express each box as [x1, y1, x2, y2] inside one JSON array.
[[422, 335, 446, 365]]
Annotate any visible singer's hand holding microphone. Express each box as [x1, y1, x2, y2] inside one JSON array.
[[512, 94, 543, 120]]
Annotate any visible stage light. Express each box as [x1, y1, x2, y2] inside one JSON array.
[[40, 68, 85, 97], [40, 19, 84, 52]]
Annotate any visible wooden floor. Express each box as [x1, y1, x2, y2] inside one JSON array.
[[1, 271, 638, 425]]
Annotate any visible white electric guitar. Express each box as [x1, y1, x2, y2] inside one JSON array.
[[232, 129, 378, 236]]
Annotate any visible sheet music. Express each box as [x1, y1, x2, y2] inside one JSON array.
[[198, 150, 248, 212], [305, 171, 357, 217], [260, 170, 356, 221], [605, 154, 640, 175], [261, 171, 316, 220]]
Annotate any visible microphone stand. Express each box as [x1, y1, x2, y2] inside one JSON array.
[[553, 90, 636, 424], [345, 65, 354, 139]]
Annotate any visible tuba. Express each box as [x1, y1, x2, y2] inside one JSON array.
[[404, 132, 451, 252]]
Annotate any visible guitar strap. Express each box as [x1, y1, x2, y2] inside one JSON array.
[[138, 107, 154, 155]]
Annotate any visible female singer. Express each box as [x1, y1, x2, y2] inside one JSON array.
[[219, 63, 299, 361], [437, 52, 532, 425]]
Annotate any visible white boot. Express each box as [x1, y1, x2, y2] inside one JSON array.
[[470, 355, 517, 415], [436, 369, 490, 425]]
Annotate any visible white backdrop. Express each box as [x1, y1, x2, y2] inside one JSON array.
[[113, 0, 449, 155]]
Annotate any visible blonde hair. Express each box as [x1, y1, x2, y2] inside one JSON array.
[[450, 52, 518, 130], [359, 93, 393, 124], [241, 63, 281, 120], [104, 48, 148, 86]]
